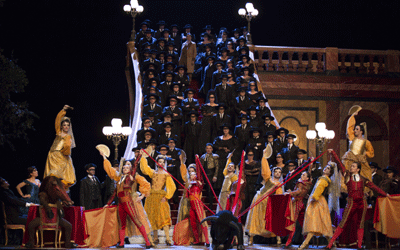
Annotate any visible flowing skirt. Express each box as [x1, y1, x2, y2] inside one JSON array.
[[44, 150, 76, 188], [302, 196, 333, 237], [126, 193, 152, 237], [144, 190, 171, 230]]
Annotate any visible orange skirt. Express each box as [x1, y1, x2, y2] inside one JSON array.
[[302, 196, 333, 237]]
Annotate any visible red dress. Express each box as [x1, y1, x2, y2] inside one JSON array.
[[188, 181, 209, 244]]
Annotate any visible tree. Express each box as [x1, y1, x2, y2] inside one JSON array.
[[0, 51, 38, 149]]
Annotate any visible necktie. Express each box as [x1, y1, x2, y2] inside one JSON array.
[[151, 104, 154, 110], [220, 114, 223, 119], [167, 133, 170, 138], [241, 97, 244, 101], [353, 175, 356, 181]]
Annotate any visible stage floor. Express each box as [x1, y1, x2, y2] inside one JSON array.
[[0, 244, 394, 249]]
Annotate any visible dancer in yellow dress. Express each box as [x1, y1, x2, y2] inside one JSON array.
[[140, 152, 176, 245], [44, 105, 76, 189], [245, 155, 283, 245]]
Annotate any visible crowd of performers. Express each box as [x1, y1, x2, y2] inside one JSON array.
[[2, 21, 400, 250]]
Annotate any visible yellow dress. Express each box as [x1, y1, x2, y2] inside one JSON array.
[[140, 157, 176, 230], [176, 163, 191, 223], [44, 110, 76, 188], [342, 115, 374, 181], [245, 157, 283, 237], [216, 157, 238, 213], [302, 176, 333, 237]]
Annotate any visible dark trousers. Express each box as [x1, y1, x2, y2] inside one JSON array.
[[204, 168, 216, 208]]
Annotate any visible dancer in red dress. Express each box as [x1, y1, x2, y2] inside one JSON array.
[[327, 153, 389, 250]]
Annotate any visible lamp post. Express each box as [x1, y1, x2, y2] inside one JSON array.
[[123, 0, 144, 42], [238, 2, 259, 45], [306, 122, 335, 166], [102, 118, 132, 160]]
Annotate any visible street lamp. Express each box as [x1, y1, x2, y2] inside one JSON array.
[[238, 2, 259, 45], [123, 0, 144, 42], [306, 122, 335, 165], [102, 118, 132, 160]]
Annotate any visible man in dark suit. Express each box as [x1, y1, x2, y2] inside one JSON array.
[[256, 97, 271, 118], [158, 122, 180, 148], [0, 177, 33, 225], [234, 114, 251, 153], [280, 134, 299, 162], [247, 105, 262, 128], [370, 162, 383, 198], [159, 71, 174, 106], [135, 21, 150, 47], [143, 94, 163, 121], [137, 130, 155, 149], [136, 117, 157, 143], [234, 87, 252, 124], [80, 163, 103, 210], [163, 95, 183, 132], [167, 138, 182, 177], [261, 114, 276, 136], [154, 20, 166, 39], [213, 103, 232, 136], [211, 61, 225, 90], [274, 127, 289, 153], [215, 74, 235, 109], [264, 131, 279, 165], [174, 65, 190, 91], [246, 127, 265, 161], [199, 143, 220, 208], [183, 111, 202, 164], [295, 149, 308, 167], [181, 89, 200, 122], [283, 160, 298, 191], [200, 56, 217, 96], [138, 30, 156, 52]]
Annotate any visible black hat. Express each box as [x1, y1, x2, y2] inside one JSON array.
[[146, 139, 159, 146], [183, 24, 193, 29], [166, 41, 175, 47], [203, 25, 213, 30], [215, 61, 224, 67], [157, 51, 167, 57], [131, 147, 140, 152], [287, 134, 297, 139], [163, 111, 173, 118], [162, 28, 170, 33], [219, 123, 232, 130], [140, 21, 149, 27], [239, 54, 251, 61], [147, 78, 159, 86], [167, 95, 179, 103], [382, 166, 398, 174], [156, 20, 166, 26], [175, 65, 187, 72], [239, 114, 249, 120], [145, 68, 157, 75], [262, 114, 275, 121], [163, 70, 174, 77], [184, 88, 195, 95], [162, 122, 173, 128], [145, 29, 152, 34], [250, 127, 262, 134], [369, 162, 381, 170], [148, 86, 157, 92], [238, 46, 250, 54], [220, 47, 228, 52], [217, 103, 227, 109], [237, 37, 246, 43], [186, 33, 193, 37], [232, 28, 241, 34], [241, 66, 251, 72], [206, 55, 216, 61], [165, 54, 176, 60], [158, 144, 169, 151], [241, 26, 248, 31], [237, 86, 248, 92], [188, 110, 199, 117], [164, 62, 176, 70], [297, 149, 307, 154], [146, 93, 160, 101], [146, 110, 156, 117], [257, 96, 268, 103], [142, 116, 151, 122], [219, 74, 228, 80], [143, 129, 156, 138], [85, 163, 97, 171], [167, 138, 177, 143], [247, 105, 258, 111], [275, 127, 289, 136], [170, 24, 179, 29], [286, 160, 297, 166], [157, 37, 166, 43], [264, 131, 276, 139], [170, 82, 181, 90]]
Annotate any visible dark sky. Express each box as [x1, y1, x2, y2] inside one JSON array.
[[1, 0, 399, 201]]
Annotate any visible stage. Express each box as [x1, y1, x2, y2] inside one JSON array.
[[0, 244, 396, 249]]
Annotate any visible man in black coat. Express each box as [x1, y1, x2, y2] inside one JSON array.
[[234, 114, 251, 153], [174, 65, 190, 91], [143, 94, 163, 121], [138, 30, 156, 52], [256, 97, 271, 119], [137, 130, 155, 149], [136, 117, 157, 143], [234, 87, 252, 124], [213, 103, 232, 136], [260, 114, 276, 137], [170, 24, 181, 53], [295, 149, 308, 167], [370, 162, 383, 198], [167, 138, 182, 177], [283, 160, 298, 191], [80, 163, 103, 210], [158, 122, 180, 148], [162, 95, 183, 132], [215, 74, 235, 109], [159, 72, 175, 106], [183, 111, 202, 164], [264, 131, 279, 165], [280, 134, 299, 162], [246, 127, 265, 161], [200, 56, 217, 96], [274, 127, 289, 153], [247, 106, 262, 128], [181, 89, 200, 122], [211, 62, 225, 91], [0, 177, 33, 225]]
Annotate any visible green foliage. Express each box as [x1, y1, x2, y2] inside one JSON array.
[[0, 51, 38, 149]]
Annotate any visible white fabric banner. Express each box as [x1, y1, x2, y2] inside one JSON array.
[[123, 52, 142, 160]]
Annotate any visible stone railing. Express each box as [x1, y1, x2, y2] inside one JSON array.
[[250, 46, 400, 75]]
